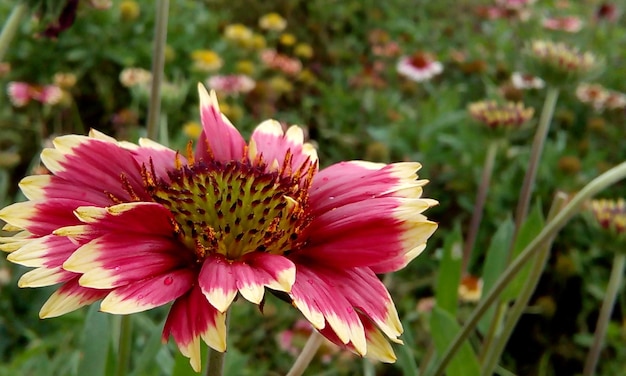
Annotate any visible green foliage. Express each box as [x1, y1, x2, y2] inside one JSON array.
[[1, 0, 626, 375]]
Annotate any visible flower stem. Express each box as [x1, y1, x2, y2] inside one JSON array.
[[462, 140, 499, 274], [0, 2, 28, 62], [428, 160, 626, 376], [146, 0, 169, 141], [512, 87, 560, 246], [481, 192, 568, 376], [115, 315, 133, 376], [206, 311, 230, 376], [286, 330, 324, 376], [582, 252, 626, 376]]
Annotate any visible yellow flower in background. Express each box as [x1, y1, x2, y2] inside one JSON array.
[[191, 49, 223, 72], [182, 121, 202, 139], [279, 33, 297, 47], [250, 33, 267, 50], [294, 43, 314, 59], [259, 12, 287, 32], [164, 45, 176, 63], [297, 69, 317, 85], [224, 23, 253, 45], [119, 0, 140, 21], [217, 102, 244, 122], [268, 76, 293, 94], [53, 73, 77, 89], [235, 60, 256, 75]]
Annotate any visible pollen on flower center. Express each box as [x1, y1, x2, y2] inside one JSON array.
[[144, 159, 311, 262]]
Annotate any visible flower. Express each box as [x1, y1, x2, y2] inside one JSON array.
[[595, 3, 619, 22], [294, 43, 314, 59], [183, 121, 202, 139], [207, 75, 256, 96], [542, 16, 583, 32], [511, 72, 545, 90], [53, 72, 77, 89], [259, 13, 288, 32], [576, 83, 610, 111], [0, 84, 438, 371], [279, 33, 297, 47], [190, 50, 223, 72], [7, 82, 63, 107], [525, 40, 601, 86], [119, 0, 140, 21], [260, 49, 302, 76], [458, 275, 483, 303], [119, 68, 152, 87], [588, 199, 626, 235], [223, 24, 254, 45], [396, 52, 443, 82], [235, 60, 256, 75], [467, 100, 534, 130]]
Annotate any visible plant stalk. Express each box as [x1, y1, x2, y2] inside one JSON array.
[[115, 315, 133, 376], [146, 0, 169, 141], [462, 140, 499, 274], [512, 87, 560, 247], [0, 2, 28, 62], [582, 252, 626, 376], [428, 160, 626, 376], [481, 192, 568, 376], [286, 330, 324, 376], [206, 311, 230, 376]]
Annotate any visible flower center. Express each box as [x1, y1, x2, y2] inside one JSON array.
[[145, 158, 313, 262], [409, 53, 431, 69]]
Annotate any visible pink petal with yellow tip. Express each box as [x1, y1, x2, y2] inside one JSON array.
[[162, 286, 227, 372], [100, 269, 194, 314], [39, 277, 110, 318]]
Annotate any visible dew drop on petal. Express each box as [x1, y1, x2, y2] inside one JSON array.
[[164, 276, 173, 285], [114, 266, 121, 271], [328, 196, 335, 200]]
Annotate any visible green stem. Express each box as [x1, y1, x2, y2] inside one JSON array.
[[512, 87, 560, 247], [428, 160, 626, 376], [481, 192, 568, 376], [206, 311, 230, 376], [582, 252, 626, 376], [462, 140, 499, 274], [285, 331, 324, 376], [115, 315, 133, 376], [0, 2, 28, 62], [146, 0, 169, 141]]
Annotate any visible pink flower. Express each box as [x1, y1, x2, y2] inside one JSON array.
[[0, 84, 438, 371], [260, 49, 302, 76], [206, 74, 256, 95], [7, 82, 62, 107], [542, 16, 583, 32], [397, 52, 443, 82]]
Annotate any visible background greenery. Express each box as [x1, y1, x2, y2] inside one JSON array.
[[1, 0, 625, 375]]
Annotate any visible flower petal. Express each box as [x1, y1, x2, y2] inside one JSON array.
[[0, 199, 85, 236], [64, 233, 185, 289], [198, 254, 238, 313], [18, 266, 75, 287], [100, 269, 194, 314], [72, 202, 176, 238], [250, 121, 318, 176], [19, 175, 112, 205], [195, 84, 246, 162], [39, 277, 109, 318], [8, 234, 77, 268], [162, 286, 227, 372], [121, 137, 187, 180], [290, 264, 367, 355]]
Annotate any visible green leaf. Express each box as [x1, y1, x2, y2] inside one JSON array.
[[434, 224, 463, 316], [430, 307, 480, 376], [478, 217, 514, 334], [502, 203, 545, 301], [77, 305, 111, 376], [129, 323, 165, 376]]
